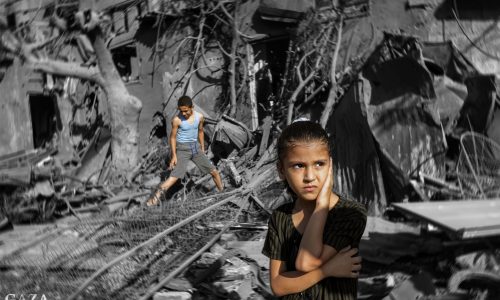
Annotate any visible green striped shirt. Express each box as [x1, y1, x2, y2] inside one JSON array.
[[262, 196, 367, 300]]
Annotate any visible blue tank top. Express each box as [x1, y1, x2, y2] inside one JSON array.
[[177, 112, 200, 143]]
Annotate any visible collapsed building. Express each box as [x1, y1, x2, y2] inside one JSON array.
[[0, 0, 500, 298], [0, 0, 499, 224]]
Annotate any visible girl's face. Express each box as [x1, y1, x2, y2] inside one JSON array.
[[278, 140, 331, 202]]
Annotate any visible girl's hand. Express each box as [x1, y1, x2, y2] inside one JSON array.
[[316, 158, 333, 208], [321, 246, 362, 278]]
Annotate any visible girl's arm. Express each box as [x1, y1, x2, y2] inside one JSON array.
[[269, 259, 326, 297], [295, 160, 335, 271], [271, 248, 362, 297], [295, 206, 337, 271]]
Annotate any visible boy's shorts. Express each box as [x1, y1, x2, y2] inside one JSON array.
[[170, 142, 215, 179]]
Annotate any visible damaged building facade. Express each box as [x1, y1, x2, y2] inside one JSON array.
[[1, 0, 500, 214]]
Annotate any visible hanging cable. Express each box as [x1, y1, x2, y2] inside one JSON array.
[[451, 0, 500, 61]]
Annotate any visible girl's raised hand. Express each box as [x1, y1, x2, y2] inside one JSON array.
[[321, 246, 362, 278], [316, 158, 333, 208]]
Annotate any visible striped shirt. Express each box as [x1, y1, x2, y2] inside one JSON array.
[[262, 196, 367, 300]]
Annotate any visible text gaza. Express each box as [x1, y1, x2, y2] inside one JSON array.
[[4, 295, 48, 300]]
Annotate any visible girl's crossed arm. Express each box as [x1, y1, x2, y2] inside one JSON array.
[[269, 259, 325, 297], [270, 248, 361, 296]]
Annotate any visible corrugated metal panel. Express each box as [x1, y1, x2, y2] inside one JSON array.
[[328, 80, 387, 215], [360, 34, 448, 202], [392, 199, 500, 239]]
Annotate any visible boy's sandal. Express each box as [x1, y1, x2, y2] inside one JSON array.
[[146, 191, 162, 207]]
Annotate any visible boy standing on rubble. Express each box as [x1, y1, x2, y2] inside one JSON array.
[[147, 96, 224, 206]]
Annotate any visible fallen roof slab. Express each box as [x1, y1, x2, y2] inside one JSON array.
[[392, 199, 500, 239]]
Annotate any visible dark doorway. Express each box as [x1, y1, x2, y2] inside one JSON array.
[[252, 37, 290, 124], [29, 94, 59, 148], [112, 44, 139, 82]]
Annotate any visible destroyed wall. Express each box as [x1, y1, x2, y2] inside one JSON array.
[[129, 0, 298, 153], [0, 0, 47, 156], [0, 58, 34, 156], [323, 0, 500, 81], [430, 0, 500, 74], [428, 0, 500, 147], [315, 0, 500, 209], [126, 17, 225, 154], [0, 0, 110, 161]]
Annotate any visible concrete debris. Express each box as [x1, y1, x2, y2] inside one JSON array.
[[25, 180, 55, 198], [456, 251, 500, 272], [407, 0, 432, 9], [153, 291, 192, 300], [383, 272, 436, 300], [226, 241, 269, 270]]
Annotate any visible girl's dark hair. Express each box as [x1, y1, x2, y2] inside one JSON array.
[[277, 120, 330, 161], [178, 95, 193, 107]]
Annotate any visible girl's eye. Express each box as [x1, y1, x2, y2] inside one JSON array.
[[292, 164, 304, 169], [315, 162, 325, 167]]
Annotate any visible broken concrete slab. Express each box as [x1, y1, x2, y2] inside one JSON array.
[[25, 180, 55, 198], [153, 291, 192, 300], [383, 272, 436, 300], [226, 240, 268, 270]]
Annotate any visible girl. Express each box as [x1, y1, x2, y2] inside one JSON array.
[[262, 120, 367, 299]]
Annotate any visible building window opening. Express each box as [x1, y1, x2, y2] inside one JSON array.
[[253, 38, 289, 124], [112, 44, 139, 82], [29, 94, 59, 149]]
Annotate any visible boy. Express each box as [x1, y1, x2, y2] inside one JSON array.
[[147, 96, 224, 206]]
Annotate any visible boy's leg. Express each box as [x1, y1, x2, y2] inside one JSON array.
[[147, 145, 190, 206], [146, 176, 179, 206], [210, 169, 224, 192], [192, 152, 224, 192], [159, 176, 179, 191]]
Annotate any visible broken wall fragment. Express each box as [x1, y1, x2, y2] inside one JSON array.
[[361, 33, 448, 202]]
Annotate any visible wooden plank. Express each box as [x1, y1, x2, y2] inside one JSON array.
[[258, 116, 273, 157], [246, 44, 259, 131], [0, 165, 31, 186]]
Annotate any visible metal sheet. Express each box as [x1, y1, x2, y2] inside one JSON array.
[[361, 34, 448, 203], [392, 199, 500, 239]]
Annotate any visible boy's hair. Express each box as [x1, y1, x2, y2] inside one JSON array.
[[177, 96, 193, 107], [277, 120, 330, 162]]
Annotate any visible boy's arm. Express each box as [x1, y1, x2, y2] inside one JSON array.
[[197, 113, 205, 152], [170, 117, 180, 159], [295, 161, 336, 272]]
